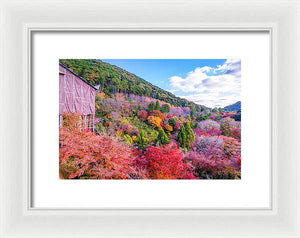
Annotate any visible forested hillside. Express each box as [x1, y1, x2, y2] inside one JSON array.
[[223, 101, 241, 112], [59, 59, 241, 180], [59, 59, 205, 111]]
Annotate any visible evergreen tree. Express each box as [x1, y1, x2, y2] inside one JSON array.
[[185, 122, 195, 150], [230, 110, 241, 121], [193, 121, 199, 128], [137, 130, 149, 150], [147, 102, 155, 111], [168, 116, 178, 127], [197, 113, 209, 121], [212, 107, 219, 113], [177, 124, 187, 149], [160, 104, 170, 113], [190, 105, 196, 119], [155, 100, 160, 111], [155, 129, 170, 145], [176, 122, 195, 151]]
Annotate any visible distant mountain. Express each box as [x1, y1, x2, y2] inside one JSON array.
[[60, 59, 206, 111], [223, 101, 241, 112]]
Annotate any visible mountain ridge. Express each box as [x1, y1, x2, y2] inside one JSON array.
[[223, 101, 241, 112]]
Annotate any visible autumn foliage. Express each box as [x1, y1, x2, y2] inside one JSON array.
[[60, 91, 241, 180], [59, 127, 143, 179], [147, 116, 162, 129], [138, 110, 148, 121], [145, 143, 195, 179]]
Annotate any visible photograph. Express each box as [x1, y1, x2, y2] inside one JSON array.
[[59, 59, 241, 179]]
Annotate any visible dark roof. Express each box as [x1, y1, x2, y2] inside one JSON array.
[[59, 63, 97, 90]]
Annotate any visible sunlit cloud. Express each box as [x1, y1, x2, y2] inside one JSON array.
[[168, 59, 241, 108]]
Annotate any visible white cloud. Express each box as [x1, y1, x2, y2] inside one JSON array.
[[168, 59, 241, 108]]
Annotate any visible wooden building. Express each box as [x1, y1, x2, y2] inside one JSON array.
[[59, 63, 97, 131]]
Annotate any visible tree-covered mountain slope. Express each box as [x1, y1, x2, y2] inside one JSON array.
[[59, 59, 206, 111], [223, 101, 241, 112]]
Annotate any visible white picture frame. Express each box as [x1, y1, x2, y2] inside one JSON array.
[[0, 0, 299, 237]]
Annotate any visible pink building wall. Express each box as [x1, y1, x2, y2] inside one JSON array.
[[59, 64, 96, 116]]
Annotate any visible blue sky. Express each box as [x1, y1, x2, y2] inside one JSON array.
[[102, 59, 241, 108]]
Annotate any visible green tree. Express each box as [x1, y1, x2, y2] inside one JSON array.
[[160, 104, 170, 113], [212, 107, 219, 113], [177, 122, 195, 151], [177, 124, 187, 149], [155, 100, 160, 111], [190, 105, 196, 119], [137, 130, 149, 150], [230, 110, 241, 121], [221, 122, 233, 137], [155, 129, 170, 146], [168, 116, 178, 127], [193, 121, 199, 128], [185, 122, 195, 150], [147, 102, 155, 111], [123, 134, 133, 145], [197, 113, 209, 121], [204, 109, 211, 117]]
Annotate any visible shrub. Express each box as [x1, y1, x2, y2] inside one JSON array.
[[197, 120, 221, 134], [97, 92, 106, 99], [164, 123, 173, 133], [145, 143, 195, 179], [110, 111, 120, 120], [230, 121, 241, 141], [59, 128, 142, 179], [174, 121, 181, 130], [220, 117, 235, 124], [187, 134, 241, 179], [94, 121, 106, 134], [192, 135, 224, 159], [149, 110, 165, 120], [95, 97, 131, 117], [123, 134, 133, 145], [138, 110, 148, 121], [222, 135, 241, 159], [184, 151, 240, 179], [221, 122, 233, 137], [61, 112, 81, 129], [147, 116, 162, 129]]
